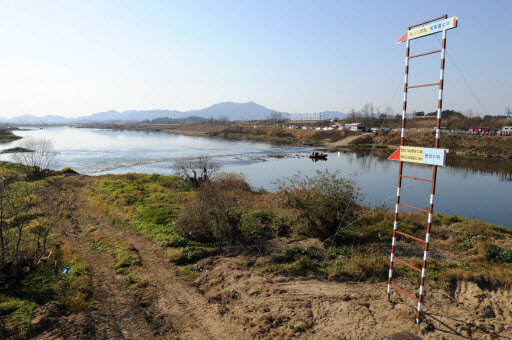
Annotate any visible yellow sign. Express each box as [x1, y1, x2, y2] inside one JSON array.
[[388, 146, 448, 166], [396, 16, 458, 43], [408, 25, 429, 40], [400, 146, 424, 163]]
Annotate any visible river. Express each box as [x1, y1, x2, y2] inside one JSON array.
[[1, 127, 510, 228]]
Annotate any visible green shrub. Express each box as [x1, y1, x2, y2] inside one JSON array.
[[274, 169, 361, 239], [487, 245, 512, 264], [455, 234, 486, 251], [175, 172, 253, 244]]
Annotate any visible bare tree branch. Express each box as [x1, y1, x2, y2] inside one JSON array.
[[172, 154, 220, 188], [11, 137, 58, 179]]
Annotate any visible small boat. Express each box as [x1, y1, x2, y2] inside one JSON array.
[[302, 142, 314, 146], [309, 153, 327, 159]]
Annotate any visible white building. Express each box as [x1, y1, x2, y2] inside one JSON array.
[[290, 113, 322, 121]]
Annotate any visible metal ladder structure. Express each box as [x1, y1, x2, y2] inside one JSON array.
[[386, 15, 458, 324]]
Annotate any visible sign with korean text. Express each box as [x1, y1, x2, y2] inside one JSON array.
[[388, 146, 448, 166], [396, 16, 458, 44]]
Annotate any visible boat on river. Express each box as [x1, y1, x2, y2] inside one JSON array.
[[309, 153, 327, 159]]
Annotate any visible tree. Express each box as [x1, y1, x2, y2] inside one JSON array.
[[267, 111, 284, 121], [361, 103, 374, 118], [349, 108, 357, 119], [172, 154, 220, 188], [384, 106, 394, 118], [465, 109, 477, 118], [12, 137, 58, 179]]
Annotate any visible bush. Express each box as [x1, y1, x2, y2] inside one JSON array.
[[175, 172, 253, 244], [274, 170, 361, 239]]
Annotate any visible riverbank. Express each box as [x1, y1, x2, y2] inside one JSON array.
[[0, 128, 22, 142], [2, 163, 511, 339], [369, 130, 512, 159], [75, 121, 512, 158]]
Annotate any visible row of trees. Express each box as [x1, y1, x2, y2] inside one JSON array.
[[348, 103, 512, 120], [347, 104, 395, 120]]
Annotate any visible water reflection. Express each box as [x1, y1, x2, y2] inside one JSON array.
[[447, 155, 512, 181]]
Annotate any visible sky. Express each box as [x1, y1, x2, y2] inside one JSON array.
[[0, 0, 511, 118]]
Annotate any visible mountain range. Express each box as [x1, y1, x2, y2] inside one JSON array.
[[0, 102, 347, 124]]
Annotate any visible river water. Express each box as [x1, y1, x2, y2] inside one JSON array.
[[1, 127, 510, 228]]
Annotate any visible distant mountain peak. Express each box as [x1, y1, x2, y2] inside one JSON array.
[[1, 102, 347, 123]]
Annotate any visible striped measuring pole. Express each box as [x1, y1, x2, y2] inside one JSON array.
[[387, 14, 456, 324], [415, 28, 448, 324], [386, 38, 410, 301]]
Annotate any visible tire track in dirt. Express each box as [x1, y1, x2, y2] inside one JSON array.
[[52, 176, 245, 340]]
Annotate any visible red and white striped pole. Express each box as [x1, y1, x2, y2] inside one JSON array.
[[415, 29, 447, 324], [387, 38, 410, 301]]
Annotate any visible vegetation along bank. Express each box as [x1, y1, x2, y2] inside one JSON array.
[[1, 153, 511, 338]]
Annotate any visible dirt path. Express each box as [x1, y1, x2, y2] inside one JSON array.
[[34, 176, 246, 339], [324, 134, 366, 148]]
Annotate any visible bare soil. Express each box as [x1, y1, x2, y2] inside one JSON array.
[[30, 177, 512, 339]]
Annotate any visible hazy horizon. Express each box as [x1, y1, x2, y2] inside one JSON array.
[[1, 1, 511, 118]]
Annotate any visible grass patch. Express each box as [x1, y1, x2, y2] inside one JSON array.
[[179, 264, 204, 281], [0, 298, 38, 336], [57, 246, 96, 313], [113, 248, 140, 274], [87, 174, 193, 246], [58, 167, 78, 174], [326, 247, 388, 282], [168, 246, 218, 265], [124, 274, 150, 289]]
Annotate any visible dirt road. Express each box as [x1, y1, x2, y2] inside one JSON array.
[[33, 177, 246, 339]]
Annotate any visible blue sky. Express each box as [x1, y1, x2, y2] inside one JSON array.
[[0, 0, 510, 118]]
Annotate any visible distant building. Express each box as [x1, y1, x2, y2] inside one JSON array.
[[507, 112, 512, 120], [290, 113, 322, 121]]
